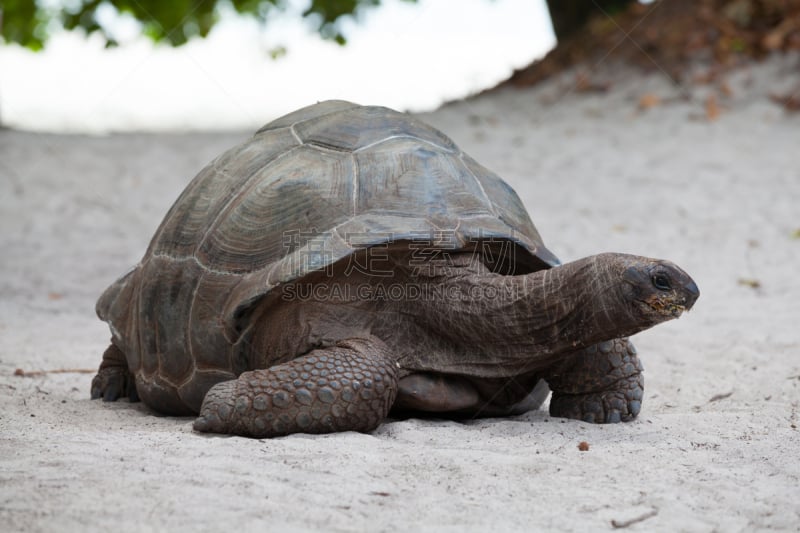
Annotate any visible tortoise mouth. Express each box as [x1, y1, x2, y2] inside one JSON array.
[[637, 296, 689, 319], [664, 303, 688, 318]]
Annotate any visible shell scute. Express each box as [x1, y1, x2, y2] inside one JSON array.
[[149, 129, 299, 260], [353, 139, 494, 229], [197, 145, 354, 273], [293, 105, 458, 153]]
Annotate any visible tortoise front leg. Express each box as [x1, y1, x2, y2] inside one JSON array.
[[193, 336, 399, 438], [546, 338, 643, 424]]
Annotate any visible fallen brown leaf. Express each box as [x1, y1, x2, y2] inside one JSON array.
[[692, 69, 718, 85], [705, 94, 721, 120], [638, 93, 661, 110], [575, 72, 611, 93], [770, 92, 800, 112]]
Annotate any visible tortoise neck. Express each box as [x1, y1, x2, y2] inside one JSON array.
[[422, 255, 631, 358]]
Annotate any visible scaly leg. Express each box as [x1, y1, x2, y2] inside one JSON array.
[[547, 338, 643, 423], [194, 336, 398, 438]]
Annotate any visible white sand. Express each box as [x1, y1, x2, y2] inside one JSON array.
[[1, 56, 799, 532]]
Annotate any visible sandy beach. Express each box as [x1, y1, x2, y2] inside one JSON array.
[[1, 56, 799, 531]]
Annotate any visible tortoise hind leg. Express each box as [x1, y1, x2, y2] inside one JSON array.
[[546, 338, 643, 424], [91, 343, 139, 402], [194, 336, 398, 438]]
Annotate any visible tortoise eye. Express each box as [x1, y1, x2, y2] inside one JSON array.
[[652, 273, 672, 291]]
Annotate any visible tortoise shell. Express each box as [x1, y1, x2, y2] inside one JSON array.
[[97, 100, 559, 411]]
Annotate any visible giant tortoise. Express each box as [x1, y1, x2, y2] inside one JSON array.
[[92, 100, 699, 437]]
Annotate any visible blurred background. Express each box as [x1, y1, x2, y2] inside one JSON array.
[[0, 0, 556, 132], [2, 0, 798, 132]]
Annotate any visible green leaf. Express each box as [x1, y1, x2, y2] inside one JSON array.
[[1, 0, 420, 50]]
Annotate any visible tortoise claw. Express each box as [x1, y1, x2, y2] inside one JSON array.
[[91, 365, 139, 403], [549, 376, 643, 423]]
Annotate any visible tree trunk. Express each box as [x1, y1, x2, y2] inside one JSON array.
[[545, 0, 637, 41]]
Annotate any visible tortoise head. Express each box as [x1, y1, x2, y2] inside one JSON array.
[[615, 254, 700, 324], [505, 253, 700, 353]]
